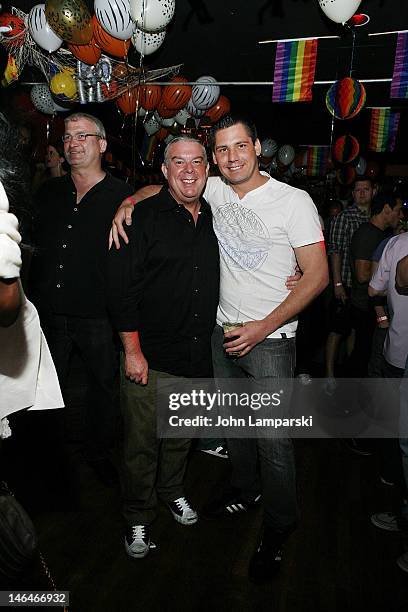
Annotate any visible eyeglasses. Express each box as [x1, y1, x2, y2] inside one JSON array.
[[62, 133, 103, 143]]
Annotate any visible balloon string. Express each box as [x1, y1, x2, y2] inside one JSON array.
[[349, 29, 356, 77]]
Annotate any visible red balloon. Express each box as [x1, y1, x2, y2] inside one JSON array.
[[162, 77, 192, 111], [68, 40, 101, 65], [205, 95, 231, 123], [92, 16, 131, 59], [140, 84, 162, 111], [116, 88, 140, 115]]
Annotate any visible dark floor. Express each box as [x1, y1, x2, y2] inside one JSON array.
[[1, 350, 408, 612]]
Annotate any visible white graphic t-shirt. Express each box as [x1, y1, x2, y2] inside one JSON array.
[[204, 173, 323, 338]]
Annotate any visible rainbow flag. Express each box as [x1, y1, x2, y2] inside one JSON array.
[[369, 108, 400, 153], [306, 146, 329, 176], [272, 39, 318, 102], [140, 134, 158, 163], [391, 33, 408, 98]]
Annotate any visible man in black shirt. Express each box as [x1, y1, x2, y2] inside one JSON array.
[[107, 137, 219, 558], [349, 191, 403, 375], [29, 113, 133, 482]]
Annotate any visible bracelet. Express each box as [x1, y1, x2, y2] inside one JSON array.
[[377, 315, 388, 323], [334, 282, 343, 287]]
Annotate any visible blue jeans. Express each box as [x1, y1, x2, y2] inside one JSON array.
[[211, 324, 298, 535], [400, 355, 408, 503]]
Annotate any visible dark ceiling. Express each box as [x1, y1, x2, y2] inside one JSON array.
[[3, 0, 408, 157]]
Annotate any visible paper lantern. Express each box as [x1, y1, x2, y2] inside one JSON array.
[[336, 166, 356, 185], [326, 77, 366, 120], [333, 134, 360, 164]]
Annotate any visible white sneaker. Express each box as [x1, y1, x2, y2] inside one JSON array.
[[370, 512, 400, 532], [201, 445, 229, 459], [168, 497, 198, 525], [297, 373, 313, 386], [125, 525, 155, 558]]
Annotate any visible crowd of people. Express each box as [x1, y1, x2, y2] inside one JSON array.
[[0, 109, 407, 586]]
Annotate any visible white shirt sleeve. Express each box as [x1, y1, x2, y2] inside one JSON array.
[[369, 236, 398, 292], [285, 189, 324, 248]]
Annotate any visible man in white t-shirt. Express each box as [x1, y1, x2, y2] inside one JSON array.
[[110, 115, 328, 582]]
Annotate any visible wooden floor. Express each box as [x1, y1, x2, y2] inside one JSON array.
[[3, 434, 407, 612]]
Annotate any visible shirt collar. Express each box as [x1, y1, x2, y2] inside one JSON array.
[[158, 187, 211, 214]]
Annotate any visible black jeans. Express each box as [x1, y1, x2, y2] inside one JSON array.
[[41, 313, 119, 459]]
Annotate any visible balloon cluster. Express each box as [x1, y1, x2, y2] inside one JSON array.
[[117, 75, 232, 143], [259, 139, 297, 179], [0, 2, 178, 114]]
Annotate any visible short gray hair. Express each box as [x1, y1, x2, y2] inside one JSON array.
[[163, 136, 207, 166], [64, 113, 106, 139]]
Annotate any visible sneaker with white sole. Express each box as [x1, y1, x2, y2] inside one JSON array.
[[370, 512, 400, 532], [125, 525, 154, 558], [202, 489, 262, 519], [397, 552, 408, 573], [201, 445, 229, 459], [168, 497, 198, 525]]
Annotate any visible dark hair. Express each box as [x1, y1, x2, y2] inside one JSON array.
[[47, 140, 65, 158], [352, 176, 374, 190], [209, 114, 258, 150], [370, 190, 400, 216]]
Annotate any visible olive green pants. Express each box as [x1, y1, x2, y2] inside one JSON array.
[[120, 362, 191, 526]]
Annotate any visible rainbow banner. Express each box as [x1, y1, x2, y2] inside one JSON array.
[[272, 39, 318, 103], [369, 108, 400, 153], [391, 32, 408, 99], [140, 134, 158, 163], [306, 146, 329, 176]]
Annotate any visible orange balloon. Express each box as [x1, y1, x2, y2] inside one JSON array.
[[140, 84, 162, 111], [102, 80, 119, 100], [68, 40, 101, 65], [156, 98, 175, 119], [92, 16, 130, 59], [116, 88, 140, 115], [205, 95, 231, 123], [162, 77, 192, 111], [156, 127, 169, 141]]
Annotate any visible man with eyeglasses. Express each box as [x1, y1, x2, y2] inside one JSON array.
[[29, 112, 133, 487]]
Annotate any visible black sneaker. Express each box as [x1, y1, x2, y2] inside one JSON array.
[[202, 489, 261, 519], [125, 525, 155, 558], [248, 540, 283, 584]]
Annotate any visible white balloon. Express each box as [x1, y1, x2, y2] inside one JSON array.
[[94, 0, 134, 40], [28, 4, 62, 53], [355, 156, 367, 175], [261, 138, 278, 158], [138, 106, 146, 116], [129, 0, 175, 33], [318, 0, 361, 24], [160, 115, 176, 127], [278, 144, 295, 166], [144, 114, 160, 135], [30, 84, 56, 115], [192, 76, 220, 110], [174, 108, 191, 126], [185, 98, 205, 118], [131, 27, 165, 55], [164, 133, 175, 145]]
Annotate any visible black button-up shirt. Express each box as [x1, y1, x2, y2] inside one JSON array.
[[107, 188, 220, 378], [29, 173, 133, 318]]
